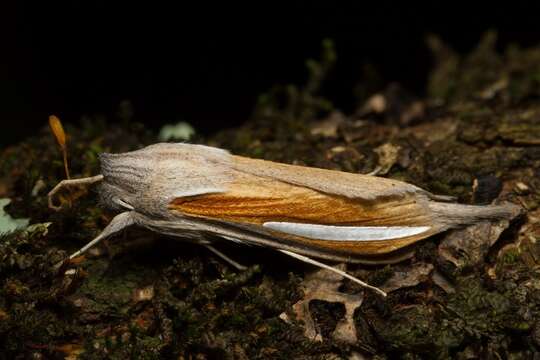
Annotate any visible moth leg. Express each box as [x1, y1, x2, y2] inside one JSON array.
[[365, 166, 382, 176], [428, 193, 457, 202], [204, 244, 248, 271], [279, 249, 387, 297], [48, 174, 104, 211], [68, 211, 135, 259]]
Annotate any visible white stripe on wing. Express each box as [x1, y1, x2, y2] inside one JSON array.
[[263, 222, 430, 241]]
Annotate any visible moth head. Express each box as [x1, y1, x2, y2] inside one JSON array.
[[98, 151, 151, 212], [97, 143, 232, 215]]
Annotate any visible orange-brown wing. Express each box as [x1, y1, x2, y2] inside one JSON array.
[[168, 171, 440, 256], [169, 170, 433, 226], [230, 155, 429, 201]]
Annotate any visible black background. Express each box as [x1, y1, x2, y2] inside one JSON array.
[[2, 2, 540, 146]]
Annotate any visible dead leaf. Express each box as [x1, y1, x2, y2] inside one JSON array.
[[310, 111, 346, 138], [406, 118, 458, 146], [431, 270, 455, 293], [509, 208, 540, 268], [381, 262, 433, 293], [370, 143, 401, 175], [497, 111, 540, 145], [438, 212, 519, 271], [280, 264, 363, 344]]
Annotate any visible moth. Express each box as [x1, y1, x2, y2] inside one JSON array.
[[48, 143, 520, 296]]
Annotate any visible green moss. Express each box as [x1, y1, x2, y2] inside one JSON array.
[[428, 30, 540, 105], [252, 38, 335, 126], [372, 276, 535, 358]]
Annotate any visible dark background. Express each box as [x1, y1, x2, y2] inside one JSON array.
[[2, 2, 540, 147]]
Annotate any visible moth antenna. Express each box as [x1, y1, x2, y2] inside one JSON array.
[[68, 211, 135, 259], [48, 175, 104, 211], [279, 249, 387, 297], [204, 244, 248, 270]]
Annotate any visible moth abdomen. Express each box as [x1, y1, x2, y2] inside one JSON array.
[[428, 201, 522, 228]]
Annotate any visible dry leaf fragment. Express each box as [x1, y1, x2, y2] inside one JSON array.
[[280, 265, 363, 344], [380, 262, 434, 293], [431, 270, 456, 293], [369, 143, 401, 176], [310, 111, 346, 138], [406, 118, 458, 146], [438, 206, 520, 271], [509, 209, 540, 268]]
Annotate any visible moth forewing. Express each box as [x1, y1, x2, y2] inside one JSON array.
[[168, 158, 445, 258]]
